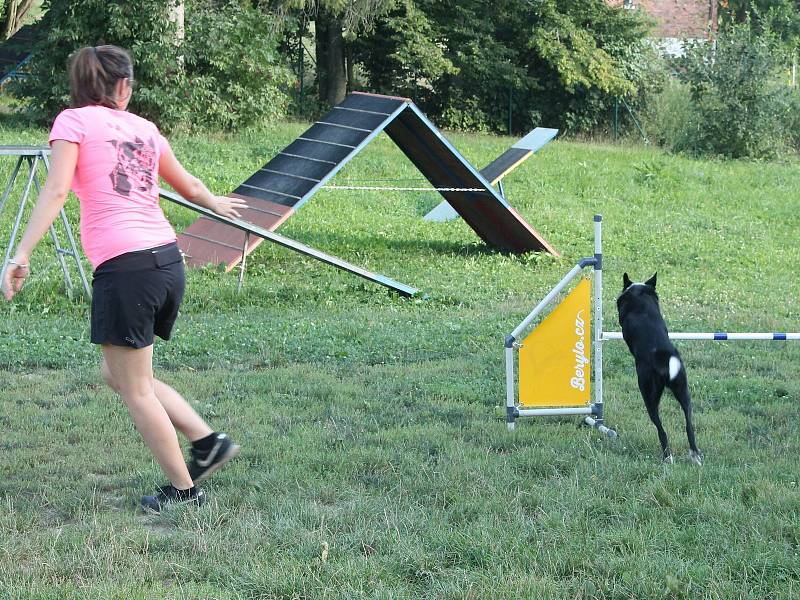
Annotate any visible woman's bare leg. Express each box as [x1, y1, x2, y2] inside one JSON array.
[[153, 379, 212, 442], [102, 357, 212, 442], [101, 344, 193, 489]]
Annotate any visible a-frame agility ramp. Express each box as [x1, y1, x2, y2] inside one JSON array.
[[424, 127, 558, 222], [175, 92, 559, 291]]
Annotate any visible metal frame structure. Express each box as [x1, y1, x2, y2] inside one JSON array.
[[505, 214, 799, 436], [0, 146, 90, 298]]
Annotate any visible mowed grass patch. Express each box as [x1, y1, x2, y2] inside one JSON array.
[[0, 122, 799, 598], [0, 360, 797, 599]]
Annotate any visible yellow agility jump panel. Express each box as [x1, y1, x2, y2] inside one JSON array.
[[519, 278, 591, 408]]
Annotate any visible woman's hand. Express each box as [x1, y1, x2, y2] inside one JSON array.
[[2, 255, 30, 301], [209, 196, 248, 220]]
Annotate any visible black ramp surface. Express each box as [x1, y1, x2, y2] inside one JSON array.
[[261, 154, 332, 181], [301, 122, 368, 147], [337, 93, 406, 114], [232, 93, 406, 210], [481, 148, 531, 185], [384, 107, 556, 254], [323, 109, 389, 130]]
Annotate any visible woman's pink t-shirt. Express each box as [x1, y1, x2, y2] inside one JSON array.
[[48, 105, 177, 270]]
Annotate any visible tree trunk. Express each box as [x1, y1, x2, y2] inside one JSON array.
[[168, 0, 185, 67], [315, 7, 346, 105], [315, 13, 328, 101], [3, 0, 35, 40], [346, 41, 354, 93]]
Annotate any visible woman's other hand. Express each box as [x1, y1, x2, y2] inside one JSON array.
[[2, 257, 30, 301]]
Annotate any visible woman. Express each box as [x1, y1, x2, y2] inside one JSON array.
[[2, 45, 243, 513]]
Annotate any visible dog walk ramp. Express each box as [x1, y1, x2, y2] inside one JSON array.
[[176, 93, 409, 272], [177, 92, 557, 278], [424, 127, 558, 222], [160, 189, 417, 297]]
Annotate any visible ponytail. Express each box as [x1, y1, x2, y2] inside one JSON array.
[[68, 45, 133, 109]]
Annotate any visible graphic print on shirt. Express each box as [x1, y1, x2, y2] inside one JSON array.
[[108, 136, 157, 196]]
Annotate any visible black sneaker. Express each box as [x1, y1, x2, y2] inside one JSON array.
[[188, 433, 241, 483], [140, 484, 206, 514]]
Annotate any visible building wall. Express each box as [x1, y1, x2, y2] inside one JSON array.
[[606, 0, 717, 39]]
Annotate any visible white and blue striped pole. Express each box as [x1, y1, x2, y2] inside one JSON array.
[[603, 332, 800, 341]]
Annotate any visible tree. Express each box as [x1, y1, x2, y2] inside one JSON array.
[[277, 0, 394, 106], [719, 0, 800, 49], [350, 0, 455, 100], [2, 0, 36, 40], [7, 0, 292, 130], [353, 0, 649, 133], [677, 22, 793, 158]]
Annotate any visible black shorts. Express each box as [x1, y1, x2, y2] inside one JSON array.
[[91, 242, 185, 349]]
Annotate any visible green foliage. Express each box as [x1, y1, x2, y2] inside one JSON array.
[[6, 0, 292, 131], [7, 0, 185, 127], [351, 0, 456, 100], [183, 1, 293, 131], [642, 78, 697, 153], [529, 1, 636, 98], [677, 23, 794, 158], [353, 0, 651, 134], [785, 87, 800, 152], [719, 0, 800, 52]]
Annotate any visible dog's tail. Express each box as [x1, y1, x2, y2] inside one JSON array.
[[654, 349, 683, 381]]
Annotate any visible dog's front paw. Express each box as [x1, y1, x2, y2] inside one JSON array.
[[689, 450, 703, 466], [663, 454, 674, 465]]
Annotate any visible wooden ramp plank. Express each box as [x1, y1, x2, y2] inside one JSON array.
[[385, 107, 558, 255], [424, 127, 558, 223], [481, 148, 533, 186], [177, 196, 293, 270], [161, 188, 418, 297]]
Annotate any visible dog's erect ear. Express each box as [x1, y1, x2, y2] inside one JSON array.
[[623, 273, 632, 290], [645, 273, 657, 288]]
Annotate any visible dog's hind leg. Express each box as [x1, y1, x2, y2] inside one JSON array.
[[669, 373, 702, 465], [637, 369, 671, 462]]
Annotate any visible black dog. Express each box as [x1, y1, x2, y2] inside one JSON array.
[[617, 273, 702, 465]]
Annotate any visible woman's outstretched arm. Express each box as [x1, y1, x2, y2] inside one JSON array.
[[2, 140, 78, 301], [158, 143, 247, 220]]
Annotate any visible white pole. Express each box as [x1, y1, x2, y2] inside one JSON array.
[[593, 215, 603, 414], [505, 346, 516, 431], [510, 263, 584, 339], [603, 332, 800, 341]]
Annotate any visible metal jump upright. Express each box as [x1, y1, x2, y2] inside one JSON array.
[[504, 215, 799, 436], [0, 146, 90, 299]]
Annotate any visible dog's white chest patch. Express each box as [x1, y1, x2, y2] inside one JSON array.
[[669, 356, 681, 380]]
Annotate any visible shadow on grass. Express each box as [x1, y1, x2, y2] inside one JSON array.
[[278, 227, 505, 259]]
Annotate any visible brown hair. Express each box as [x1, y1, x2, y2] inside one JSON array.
[[68, 45, 133, 109]]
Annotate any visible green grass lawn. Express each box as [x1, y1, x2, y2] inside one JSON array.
[[0, 120, 798, 599]]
